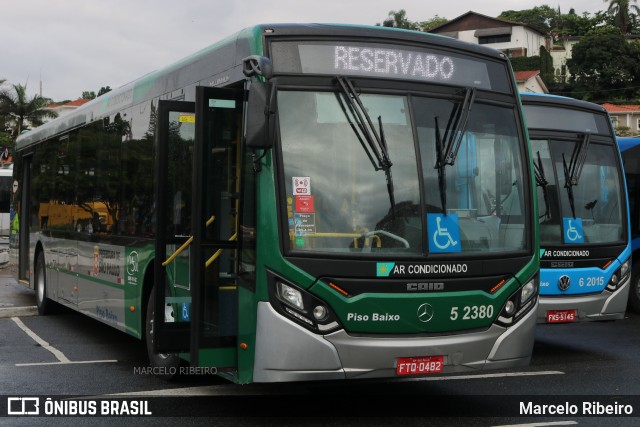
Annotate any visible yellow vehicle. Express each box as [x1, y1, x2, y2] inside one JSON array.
[[38, 200, 111, 233]]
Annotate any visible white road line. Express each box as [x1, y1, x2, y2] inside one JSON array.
[[12, 316, 70, 363], [106, 385, 237, 397], [11, 316, 118, 366], [16, 360, 118, 367], [107, 371, 565, 397], [493, 421, 578, 427], [411, 370, 565, 381]]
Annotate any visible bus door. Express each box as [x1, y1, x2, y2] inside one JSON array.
[[191, 86, 243, 368], [154, 87, 242, 370]]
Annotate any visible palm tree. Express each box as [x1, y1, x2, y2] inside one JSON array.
[[604, 0, 640, 33], [0, 83, 58, 139], [381, 9, 418, 30]]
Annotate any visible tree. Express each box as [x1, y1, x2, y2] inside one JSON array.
[[604, 0, 640, 33], [0, 84, 58, 139], [499, 6, 558, 34], [499, 6, 605, 38], [567, 26, 640, 101], [378, 9, 418, 30], [0, 79, 10, 145], [97, 86, 112, 97], [554, 10, 606, 37], [417, 16, 449, 32], [82, 91, 96, 100]]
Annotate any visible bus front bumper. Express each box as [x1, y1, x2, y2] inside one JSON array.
[[252, 299, 538, 383], [537, 275, 630, 323]]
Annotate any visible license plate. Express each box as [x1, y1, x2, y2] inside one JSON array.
[[396, 356, 444, 376], [546, 309, 577, 323]]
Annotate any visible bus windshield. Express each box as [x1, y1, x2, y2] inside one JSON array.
[[278, 88, 527, 255], [532, 139, 624, 246]]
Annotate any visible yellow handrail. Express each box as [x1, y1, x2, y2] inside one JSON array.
[[205, 232, 238, 268], [289, 231, 381, 248], [161, 215, 216, 267]]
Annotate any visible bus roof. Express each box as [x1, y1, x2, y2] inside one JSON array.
[[520, 92, 607, 114], [617, 136, 640, 152], [17, 23, 510, 150]]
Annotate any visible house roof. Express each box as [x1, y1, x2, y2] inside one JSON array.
[[429, 11, 547, 36], [602, 103, 640, 113], [46, 98, 91, 109], [514, 70, 540, 83]]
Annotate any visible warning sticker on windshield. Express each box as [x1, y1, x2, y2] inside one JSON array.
[[294, 213, 316, 236], [563, 217, 584, 244], [427, 213, 462, 253], [293, 177, 311, 195], [295, 195, 315, 213]]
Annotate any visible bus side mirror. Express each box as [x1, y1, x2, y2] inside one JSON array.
[[246, 82, 276, 149]]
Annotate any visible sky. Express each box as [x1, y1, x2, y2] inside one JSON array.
[[1, 0, 610, 102]]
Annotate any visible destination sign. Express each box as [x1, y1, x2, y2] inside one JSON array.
[[270, 41, 510, 92]]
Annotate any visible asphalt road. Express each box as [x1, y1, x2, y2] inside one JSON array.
[[2, 276, 640, 426]]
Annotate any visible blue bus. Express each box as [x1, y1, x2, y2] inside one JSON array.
[[521, 93, 630, 323], [617, 136, 640, 311]]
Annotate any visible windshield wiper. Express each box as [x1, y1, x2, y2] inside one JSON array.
[[562, 132, 591, 218], [434, 87, 477, 214], [533, 151, 551, 220], [335, 76, 395, 216]]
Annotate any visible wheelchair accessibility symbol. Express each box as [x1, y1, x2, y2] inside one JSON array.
[[427, 214, 461, 253], [563, 217, 584, 243]]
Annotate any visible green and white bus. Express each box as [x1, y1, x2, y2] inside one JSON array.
[[11, 24, 539, 383]]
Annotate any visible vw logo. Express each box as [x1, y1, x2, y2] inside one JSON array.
[[417, 302, 434, 323], [558, 275, 571, 291]]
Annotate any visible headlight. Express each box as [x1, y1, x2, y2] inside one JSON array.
[[276, 282, 304, 310], [520, 280, 536, 304], [268, 272, 342, 334], [606, 259, 631, 292], [496, 275, 538, 327], [621, 259, 631, 280]]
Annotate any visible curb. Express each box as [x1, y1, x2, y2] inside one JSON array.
[[0, 306, 38, 318]]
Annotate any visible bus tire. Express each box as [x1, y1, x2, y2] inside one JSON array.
[[35, 251, 50, 315], [628, 263, 640, 313], [145, 286, 181, 379]]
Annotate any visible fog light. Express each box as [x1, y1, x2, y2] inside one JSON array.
[[504, 300, 515, 315], [611, 274, 619, 285], [276, 282, 304, 310], [313, 305, 327, 321]]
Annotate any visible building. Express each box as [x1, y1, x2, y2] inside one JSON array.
[[602, 103, 640, 135], [44, 98, 91, 121], [514, 70, 549, 94], [548, 36, 581, 83], [429, 11, 547, 58]]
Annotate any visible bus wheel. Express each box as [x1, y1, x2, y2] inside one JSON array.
[[628, 264, 640, 314], [35, 251, 50, 315], [145, 287, 181, 379]]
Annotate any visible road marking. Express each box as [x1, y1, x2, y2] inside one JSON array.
[[11, 316, 117, 366], [15, 360, 118, 366], [493, 422, 578, 427], [410, 370, 565, 381], [105, 371, 565, 397], [106, 385, 236, 397]]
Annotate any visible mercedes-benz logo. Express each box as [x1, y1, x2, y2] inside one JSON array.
[[558, 275, 571, 291], [417, 302, 434, 323]]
